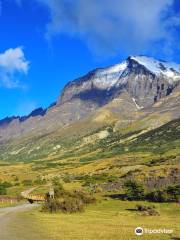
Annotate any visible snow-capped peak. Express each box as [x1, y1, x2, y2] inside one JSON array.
[[92, 61, 127, 88], [130, 55, 180, 78], [92, 56, 180, 89], [98, 61, 127, 75]]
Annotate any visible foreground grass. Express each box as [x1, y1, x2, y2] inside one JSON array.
[[10, 199, 180, 240]]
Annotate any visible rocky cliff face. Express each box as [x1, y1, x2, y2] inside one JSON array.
[[58, 56, 180, 108], [0, 55, 180, 141]]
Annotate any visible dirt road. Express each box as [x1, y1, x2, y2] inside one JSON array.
[[0, 203, 40, 240], [0, 203, 36, 216]]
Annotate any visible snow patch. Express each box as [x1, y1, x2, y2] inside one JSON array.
[[132, 98, 143, 110], [93, 61, 127, 88], [53, 145, 61, 150], [130, 56, 180, 81], [75, 55, 180, 92]]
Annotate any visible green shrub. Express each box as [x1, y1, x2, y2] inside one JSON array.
[[146, 185, 180, 202], [136, 204, 159, 216], [82, 173, 118, 186], [22, 179, 33, 186], [53, 179, 65, 198], [123, 180, 145, 200], [34, 178, 47, 185], [60, 197, 84, 213], [0, 185, 7, 195], [63, 175, 72, 183], [42, 184, 96, 213], [136, 204, 150, 211], [14, 182, 20, 186], [43, 193, 85, 214], [0, 181, 13, 195], [71, 190, 96, 204], [42, 198, 62, 213], [146, 190, 168, 202], [166, 184, 180, 202], [1, 181, 13, 188]]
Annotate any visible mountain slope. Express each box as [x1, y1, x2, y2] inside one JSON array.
[[59, 55, 180, 107], [0, 53, 180, 191], [0, 55, 180, 143], [0, 114, 179, 190]]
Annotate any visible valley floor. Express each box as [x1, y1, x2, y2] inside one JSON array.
[[0, 200, 179, 240]]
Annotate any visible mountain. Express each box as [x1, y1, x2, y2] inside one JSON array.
[[0, 55, 180, 192], [0, 55, 180, 143], [59, 55, 180, 107], [0, 108, 47, 127]]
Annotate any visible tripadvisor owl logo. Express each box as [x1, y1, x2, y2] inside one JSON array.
[[135, 227, 143, 236]]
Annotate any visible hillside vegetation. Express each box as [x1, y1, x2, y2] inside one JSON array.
[[0, 117, 179, 197]]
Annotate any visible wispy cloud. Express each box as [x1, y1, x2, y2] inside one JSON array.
[[10, 0, 180, 58], [0, 47, 29, 88], [36, 0, 179, 57]]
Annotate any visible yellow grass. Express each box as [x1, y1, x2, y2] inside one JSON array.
[[11, 199, 180, 240]]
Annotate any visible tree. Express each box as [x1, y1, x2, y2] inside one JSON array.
[[124, 180, 145, 200], [166, 185, 180, 202], [0, 181, 12, 195], [146, 190, 168, 202], [52, 178, 65, 198], [0, 185, 7, 195]]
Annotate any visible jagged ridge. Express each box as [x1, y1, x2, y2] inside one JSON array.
[[0, 55, 180, 141]]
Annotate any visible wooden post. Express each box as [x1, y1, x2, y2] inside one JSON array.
[[49, 187, 54, 199]]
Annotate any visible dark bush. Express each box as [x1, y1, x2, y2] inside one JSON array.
[[122, 180, 179, 203], [146, 185, 180, 203], [22, 179, 33, 186], [63, 175, 72, 183], [146, 190, 168, 202], [49, 178, 66, 198], [34, 178, 46, 185], [0, 181, 13, 195], [43, 193, 85, 214], [136, 204, 159, 216], [14, 182, 20, 186], [42, 198, 62, 213], [166, 184, 180, 202], [71, 190, 96, 204], [123, 180, 145, 200], [60, 197, 84, 213], [82, 174, 118, 187], [0, 185, 7, 195], [136, 204, 151, 211], [42, 183, 96, 213], [2, 181, 13, 188]]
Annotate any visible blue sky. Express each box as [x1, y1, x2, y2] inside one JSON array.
[[0, 0, 180, 119]]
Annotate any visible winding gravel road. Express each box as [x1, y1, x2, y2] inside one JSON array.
[[0, 203, 36, 216], [0, 203, 39, 240]]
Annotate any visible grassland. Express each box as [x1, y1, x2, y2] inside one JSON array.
[[4, 199, 180, 240], [0, 116, 179, 239], [0, 118, 179, 198]]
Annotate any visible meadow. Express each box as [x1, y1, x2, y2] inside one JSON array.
[[5, 199, 180, 240], [0, 119, 179, 240]]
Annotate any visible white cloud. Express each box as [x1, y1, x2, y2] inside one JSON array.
[[0, 47, 29, 88], [0, 47, 28, 73], [10, 0, 180, 58], [36, 0, 178, 57]]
